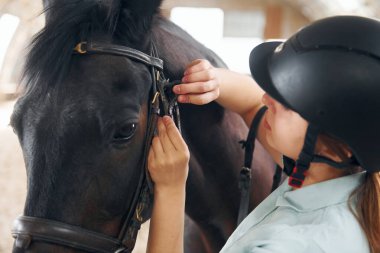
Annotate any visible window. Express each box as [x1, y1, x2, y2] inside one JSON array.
[[224, 10, 265, 38], [170, 7, 263, 73], [0, 14, 20, 72]]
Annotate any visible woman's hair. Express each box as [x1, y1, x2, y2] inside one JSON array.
[[350, 173, 380, 253], [318, 133, 380, 253], [317, 134, 357, 167]]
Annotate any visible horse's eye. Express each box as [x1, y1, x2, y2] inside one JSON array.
[[113, 123, 137, 142]]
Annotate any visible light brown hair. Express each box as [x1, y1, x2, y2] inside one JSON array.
[[319, 134, 380, 253], [350, 173, 380, 253]]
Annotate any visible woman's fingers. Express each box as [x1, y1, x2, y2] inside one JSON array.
[[162, 116, 188, 152], [184, 59, 211, 75], [175, 80, 218, 95], [151, 135, 164, 155], [148, 116, 190, 189], [175, 79, 219, 105], [178, 90, 219, 105], [156, 117, 188, 153], [173, 59, 220, 106], [148, 147, 155, 165], [157, 118, 176, 153], [182, 68, 216, 84], [157, 116, 187, 151]]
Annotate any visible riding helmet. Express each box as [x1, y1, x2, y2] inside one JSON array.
[[249, 16, 380, 184]]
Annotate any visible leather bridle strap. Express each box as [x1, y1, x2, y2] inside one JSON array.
[[12, 216, 125, 253], [74, 42, 164, 70]]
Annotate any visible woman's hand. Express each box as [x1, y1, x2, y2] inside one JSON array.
[[173, 59, 220, 105], [147, 116, 188, 253], [148, 116, 190, 191]]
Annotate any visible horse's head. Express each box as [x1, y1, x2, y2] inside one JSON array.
[[11, 0, 164, 252]]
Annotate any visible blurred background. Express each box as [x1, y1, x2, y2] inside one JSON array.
[[0, 0, 379, 252]]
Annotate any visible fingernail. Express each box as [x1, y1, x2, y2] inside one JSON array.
[[173, 86, 180, 93], [164, 116, 174, 124], [158, 118, 165, 133], [182, 76, 187, 82], [178, 96, 186, 103]]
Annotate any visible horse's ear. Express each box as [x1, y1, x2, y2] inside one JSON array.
[[121, 0, 163, 16]]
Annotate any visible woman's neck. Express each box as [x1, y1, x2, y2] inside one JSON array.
[[296, 136, 354, 188], [301, 162, 349, 187]]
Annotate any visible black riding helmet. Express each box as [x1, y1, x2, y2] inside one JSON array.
[[249, 16, 380, 187]]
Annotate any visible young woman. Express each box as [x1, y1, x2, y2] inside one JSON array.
[[146, 16, 380, 253]]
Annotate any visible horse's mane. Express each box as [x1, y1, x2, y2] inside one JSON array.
[[22, 0, 160, 97]]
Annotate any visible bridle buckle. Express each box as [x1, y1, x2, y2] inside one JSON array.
[[74, 42, 88, 54], [114, 247, 127, 253]]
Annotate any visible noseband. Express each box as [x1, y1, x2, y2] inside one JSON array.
[[12, 40, 181, 253]]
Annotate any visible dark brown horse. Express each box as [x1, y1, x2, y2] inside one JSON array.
[[11, 0, 276, 252]]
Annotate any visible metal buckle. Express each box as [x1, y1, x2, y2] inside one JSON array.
[[288, 166, 305, 188], [15, 234, 32, 249], [239, 166, 251, 190], [136, 202, 144, 223], [151, 92, 160, 105], [240, 166, 251, 176], [156, 70, 161, 81], [114, 247, 127, 253], [288, 176, 304, 188], [74, 42, 87, 54]]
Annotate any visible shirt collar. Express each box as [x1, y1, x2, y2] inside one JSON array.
[[275, 172, 366, 212]]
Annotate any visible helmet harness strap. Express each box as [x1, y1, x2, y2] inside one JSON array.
[[283, 124, 360, 188], [288, 124, 320, 188]]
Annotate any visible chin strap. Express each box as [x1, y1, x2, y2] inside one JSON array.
[[283, 124, 360, 188], [312, 155, 359, 168], [288, 124, 320, 188]]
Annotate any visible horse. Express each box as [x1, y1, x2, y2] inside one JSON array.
[[10, 0, 277, 252]]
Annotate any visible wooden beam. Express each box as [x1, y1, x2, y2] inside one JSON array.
[[162, 0, 271, 11], [264, 4, 283, 39]]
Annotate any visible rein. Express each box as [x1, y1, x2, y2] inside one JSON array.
[[12, 40, 181, 253]]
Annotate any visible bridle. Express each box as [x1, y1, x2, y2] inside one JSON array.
[[12, 40, 181, 253], [11, 34, 282, 253]]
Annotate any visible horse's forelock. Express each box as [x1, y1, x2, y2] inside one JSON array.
[[22, 0, 127, 97], [22, 0, 162, 99], [120, 0, 163, 17]]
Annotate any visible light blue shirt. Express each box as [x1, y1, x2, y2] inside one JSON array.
[[220, 172, 369, 253]]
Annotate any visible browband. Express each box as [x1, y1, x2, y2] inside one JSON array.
[[75, 42, 164, 70]]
